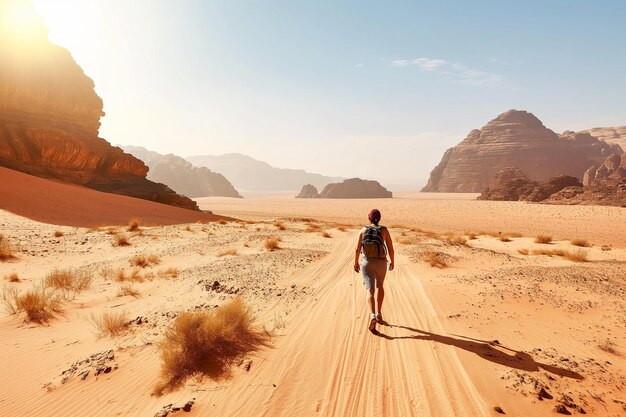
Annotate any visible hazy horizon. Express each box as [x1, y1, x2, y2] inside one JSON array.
[[33, 0, 626, 183]]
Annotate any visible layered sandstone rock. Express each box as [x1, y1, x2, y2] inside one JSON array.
[[319, 178, 392, 199], [295, 184, 320, 198], [581, 126, 626, 151], [0, 1, 198, 210], [423, 110, 621, 192], [122, 146, 241, 198], [478, 168, 581, 202]]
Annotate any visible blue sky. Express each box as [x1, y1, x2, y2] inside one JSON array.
[[34, 0, 626, 186]]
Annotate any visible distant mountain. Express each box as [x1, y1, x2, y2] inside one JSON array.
[[122, 146, 241, 198], [580, 126, 626, 151], [186, 153, 344, 192]]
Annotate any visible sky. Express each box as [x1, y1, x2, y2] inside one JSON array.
[[32, 0, 626, 187]]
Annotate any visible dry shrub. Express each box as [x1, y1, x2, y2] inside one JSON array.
[[274, 221, 286, 231], [535, 235, 553, 244], [517, 248, 529, 255], [601, 245, 611, 251], [570, 239, 591, 247], [130, 254, 161, 268], [105, 227, 118, 235], [92, 310, 129, 337], [305, 222, 323, 232], [218, 248, 238, 257], [422, 251, 447, 268], [5, 272, 20, 282], [466, 232, 477, 240], [44, 269, 92, 295], [113, 233, 131, 247], [217, 219, 228, 225], [116, 268, 144, 282], [184, 225, 193, 232], [499, 236, 512, 242], [264, 236, 282, 251], [159, 268, 179, 279], [152, 297, 270, 395], [53, 230, 64, 237], [531, 248, 588, 262], [321, 231, 332, 238], [2, 286, 62, 323], [598, 339, 619, 355], [127, 219, 141, 232], [117, 285, 140, 298], [0, 234, 16, 261]]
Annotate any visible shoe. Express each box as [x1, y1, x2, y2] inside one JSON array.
[[376, 313, 383, 324], [368, 314, 377, 333]]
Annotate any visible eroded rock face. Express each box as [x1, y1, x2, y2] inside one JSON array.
[[319, 178, 392, 199], [423, 110, 621, 192], [122, 146, 241, 198], [581, 126, 626, 151], [295, 184, 320, 198], [479, 167, 581, 202], [0, 1, 198, 210]]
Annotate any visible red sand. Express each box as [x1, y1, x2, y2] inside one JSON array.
[[0, 167, 226, 227]]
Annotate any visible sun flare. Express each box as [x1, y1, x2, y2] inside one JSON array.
[[0, 0, 45, 41]]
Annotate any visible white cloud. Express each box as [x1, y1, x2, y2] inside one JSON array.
[[412, 57, 447, 70], [391, 59, 409, 66], [391, 57, 505, 87]]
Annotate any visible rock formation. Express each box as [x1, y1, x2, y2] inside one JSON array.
[[122, 146, 241, 198], [319, 178, 392, 199], [187, 153, 343, 192], [423, 110, 621, 192], [478, 168, 581, 202], [0, 1, 198, 210], [295, 184, 320, 198], [581, 126, 626, 151]]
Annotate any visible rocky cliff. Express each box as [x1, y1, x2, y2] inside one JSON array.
[[478, 168, 581, 202], [319, 178, 392, 199], [581, 126, 626, 151], [0, 1, 198, 210], [295, 184, 320, 198], [423, 110, 621, 192], [122, 146, 241, 198]]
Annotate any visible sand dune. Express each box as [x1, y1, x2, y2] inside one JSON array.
[[0, 167, 226, 227], [1, 206, 624, 416]]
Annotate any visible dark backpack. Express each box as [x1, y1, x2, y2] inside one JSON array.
[[362, 226, 386, 259]]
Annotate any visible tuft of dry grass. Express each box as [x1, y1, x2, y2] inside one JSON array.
[[184, 225, 193, 232], [422, 251, 448, 268], [264, 236, 282, 251], [570, 238, 591, 247], [466, 232, 477, 240], [601, 245, 611, 251], [130, 254, 161, 268], [217, 219, 228, 225], [530, 248, 588, 262], [127, 219, 141, 232], [598, 339, 619, 356], [159, 268, 179, 279], [0, 234, 16, 261], [321, 231, 332, 238], [92, 310, 129, 337], [115, 268, 145, 283], [218, 248, 238, 257], [534, 235, 553, 244], [152, 297, 270, 395], [43, 269, 92, 295], [53, 230, 64, 237], [2, 286, 62, 323], [517, 248, 529, 255], [112, 233, 131, 247], [274, 221, 286, 231], [5, 272, 20, 282], [499, 236, 512, 242], [117, 285, 140, 298]]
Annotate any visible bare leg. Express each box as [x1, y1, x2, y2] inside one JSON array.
[[377, 287, 385, 315], [367, 288, 376, 315]]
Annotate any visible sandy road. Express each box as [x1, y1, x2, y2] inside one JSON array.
[[216, 237, 489, 417]]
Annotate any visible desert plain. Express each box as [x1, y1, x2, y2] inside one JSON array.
[[0, 186, 625, 417]]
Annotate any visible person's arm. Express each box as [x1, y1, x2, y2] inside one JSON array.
[[353, 230, 363, 272], [384, 228, 395, 271]]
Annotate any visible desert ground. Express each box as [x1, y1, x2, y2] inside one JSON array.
[[0, 192, 625, 417]]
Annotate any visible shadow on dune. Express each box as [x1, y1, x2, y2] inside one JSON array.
[[375, 324, 583, 380]]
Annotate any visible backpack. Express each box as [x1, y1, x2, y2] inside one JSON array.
[[361, 226, 386, 259]]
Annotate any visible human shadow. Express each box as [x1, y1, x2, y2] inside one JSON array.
[[374, 324, 583, 380]]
